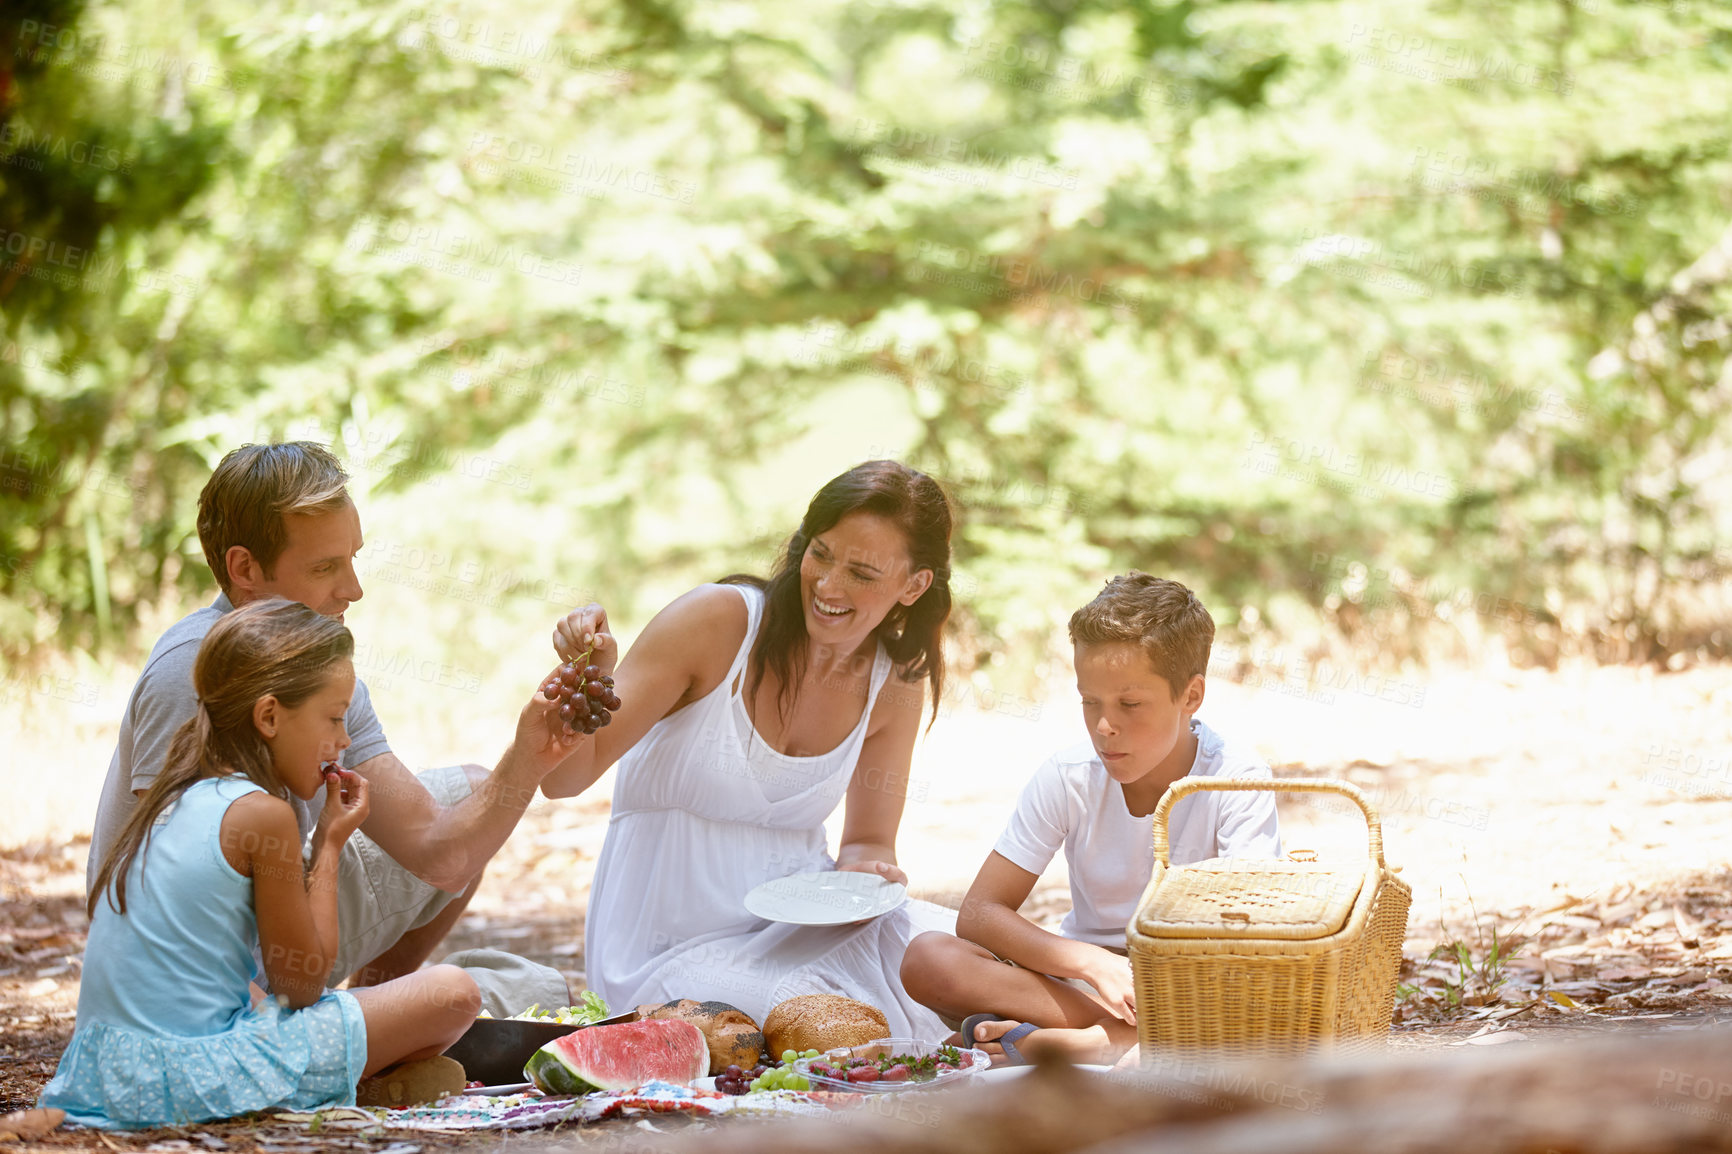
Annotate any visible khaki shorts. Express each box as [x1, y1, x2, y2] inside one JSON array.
[[327, 764, 474, 985]]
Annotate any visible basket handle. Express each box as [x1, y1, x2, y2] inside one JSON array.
[[1151, 777, 1386, 869]]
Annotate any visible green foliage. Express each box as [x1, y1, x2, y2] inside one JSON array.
[[3, 0, 1731, 683], [1404, 927, 1527, 1011]]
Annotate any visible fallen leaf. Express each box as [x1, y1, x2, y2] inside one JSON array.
[[1599, 965, 1653, 981], [0, 1107, 65, 1140], [1674, 905, 1703, 947], [1455, 1029, 1531, 1046], [1547, 991, 1579, 1008]]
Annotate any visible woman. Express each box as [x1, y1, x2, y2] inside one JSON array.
[[541, 460, 956, 1036]]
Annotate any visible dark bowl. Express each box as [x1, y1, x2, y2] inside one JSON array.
[[443, 1011, 637, 1087]]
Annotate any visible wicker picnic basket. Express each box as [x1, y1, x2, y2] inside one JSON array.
[[1128, 777, 1410, 1061]]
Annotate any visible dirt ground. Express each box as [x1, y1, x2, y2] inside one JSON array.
[[5, 659, 1732, 1149]]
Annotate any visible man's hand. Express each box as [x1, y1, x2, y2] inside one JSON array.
[[1080, 947, 1138, 1026], [553, 602, 617, 676], [516, 666, 586, 774]]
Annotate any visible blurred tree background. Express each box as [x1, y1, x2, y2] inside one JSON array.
[[3, 0, 1731, 709]]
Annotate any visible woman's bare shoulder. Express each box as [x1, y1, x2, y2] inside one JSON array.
[[650, 582, 751, 638], [868, 657, 932, 730], [638, 583, 754, 702]]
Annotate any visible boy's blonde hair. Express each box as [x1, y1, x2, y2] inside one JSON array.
[[198, 442, 351, 593], [1068, 572, 1215, 699]]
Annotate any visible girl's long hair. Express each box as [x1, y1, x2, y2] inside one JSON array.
[[721, 459, 954, 731], [89, 598, 354, 918]]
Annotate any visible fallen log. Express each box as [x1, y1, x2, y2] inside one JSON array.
[[622, 1028, 1732, 1154]]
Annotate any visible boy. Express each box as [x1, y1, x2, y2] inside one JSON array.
[[900, 573, 1280, 1066]]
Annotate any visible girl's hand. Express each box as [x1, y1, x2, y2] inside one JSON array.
[[837, 859, 909, 887], [553, 602, 617, 676], [518, 666, 585, 773], [318, 767, 369, 845]]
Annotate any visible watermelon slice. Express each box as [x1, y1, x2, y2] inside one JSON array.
[[523, 1018, 708, 1095]]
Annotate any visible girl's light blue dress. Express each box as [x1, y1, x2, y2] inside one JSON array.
[[42, 777, 367, 1129]]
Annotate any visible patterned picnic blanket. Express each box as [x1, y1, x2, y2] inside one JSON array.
[[271, 1081, 857, 1131]]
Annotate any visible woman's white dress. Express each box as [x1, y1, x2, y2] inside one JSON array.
[[583, 584, 955, 1038]]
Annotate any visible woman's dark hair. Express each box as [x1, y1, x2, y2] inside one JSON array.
[[89, 598, 354, 917], [721, 459, 953, 730]]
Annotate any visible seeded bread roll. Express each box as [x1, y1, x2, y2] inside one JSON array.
[[635, 999, 766, 1075], [762, 995, 890, 1055]]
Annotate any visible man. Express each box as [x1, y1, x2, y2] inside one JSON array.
[[88, 441, 595, 1012]]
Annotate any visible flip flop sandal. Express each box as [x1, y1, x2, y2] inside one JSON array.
[[959, 1013, 998, 1046], [995, 1022, 1040, 1066], [958, 1014, 1041, 1066]]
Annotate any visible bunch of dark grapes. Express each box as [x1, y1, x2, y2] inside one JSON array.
[[714, 1062, 768, 1095], [542, 653, 620, 735]]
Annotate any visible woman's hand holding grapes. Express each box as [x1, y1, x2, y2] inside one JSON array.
[[552, 602, 617, 678]]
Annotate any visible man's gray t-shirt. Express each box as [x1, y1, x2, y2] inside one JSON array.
[[85, 592, 392, 898]]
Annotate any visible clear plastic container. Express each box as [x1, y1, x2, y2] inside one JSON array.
[[791, 1037, 991, 1093]]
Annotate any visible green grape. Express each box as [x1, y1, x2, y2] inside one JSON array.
[[782, 1050, 798, 1064], [789, 1074, 810, 1091]]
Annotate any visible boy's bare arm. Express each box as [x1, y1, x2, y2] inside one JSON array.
[[957, 852, 1138, 1025], [957, 853, 1096, 978]]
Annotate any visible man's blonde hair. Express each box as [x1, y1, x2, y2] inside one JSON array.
[[197, 442, 351, 593]]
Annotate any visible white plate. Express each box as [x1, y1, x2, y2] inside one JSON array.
[[977, 1063, 1117, 1081], [744, 870, 908, 926], [462, 1081, 535, 1096]]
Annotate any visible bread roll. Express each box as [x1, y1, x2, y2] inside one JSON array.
[[636, 998, 765, 1075], [762, 994, 889, 1055]]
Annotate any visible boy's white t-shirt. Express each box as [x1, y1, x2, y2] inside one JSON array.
[[993, 718, 1282, 950]]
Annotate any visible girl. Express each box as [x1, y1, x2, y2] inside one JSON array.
[[44, 599, 512, 1128], [539, 460, 958, 1036]]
